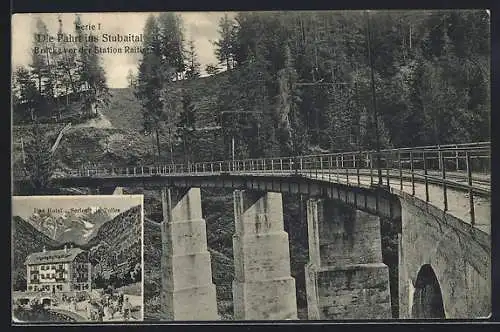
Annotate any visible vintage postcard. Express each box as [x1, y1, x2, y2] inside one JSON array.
[[11, 10, 490, 322], [11, 195, 144, 323]]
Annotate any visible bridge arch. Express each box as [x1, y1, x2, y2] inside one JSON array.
[[411, 264, 445, 319]]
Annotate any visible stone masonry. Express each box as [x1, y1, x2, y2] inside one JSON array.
[[305, 198, 391, 319], [232, 190, 298, 320], [160, 187, 218, 320]]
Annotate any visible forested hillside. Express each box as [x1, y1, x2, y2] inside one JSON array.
[[11, 216, 61, 291], [13, 11, 490, 172], [132, 10, 489, 165]]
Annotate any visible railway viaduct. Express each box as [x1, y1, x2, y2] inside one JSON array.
[[13, 143, 491, 320]]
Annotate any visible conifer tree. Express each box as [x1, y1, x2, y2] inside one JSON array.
[[214, 14, 236, 70], [176, 89, 196, 164], [135, 15, 165, 160], [185, 39, 201, 80], [74, 14, 110, 116]]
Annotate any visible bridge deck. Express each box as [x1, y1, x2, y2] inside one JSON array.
[[291, 170, 490, 235]]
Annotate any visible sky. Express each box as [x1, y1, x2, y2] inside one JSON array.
[[11, 12, 235, 88], [12, 195, 143, 220]]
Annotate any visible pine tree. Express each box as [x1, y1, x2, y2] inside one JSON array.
[[176, 89, 196, 164], [74, 14, 111, 117], [214, 14, 236, 70], [31, 17, 58, 117], [185, 39, 201, 80], [135, 15, 165, 160], [31, 18, 49, 96], [157, 13, 186, 81], [13, 66, 41, 121], [25, 122, 54, 194], [55, 15, 78, 115]]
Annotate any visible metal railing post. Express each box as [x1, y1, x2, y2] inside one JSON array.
[[280, 159, 283, 171], [385, 154, 391, 188], [356, 153, 360, 186], [466, 152, 475, 226], [441, 152, 448, 211], [410, 151, 415, 196], [271, 159, 274, 171], [329, 156, 332, 182], [336, 156, 340, 182], [315, 157, 319, 178], [211, 163, 214, 173], [455, 145, 459, 171], [424, 152, 429, 202], [398, 150, 403, 191], [341, 154, 344, 168], [345, 155, 349, 185], [438, 145, 442, 170], [370, 154, 374, 185]]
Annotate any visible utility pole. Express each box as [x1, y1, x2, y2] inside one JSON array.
[[220, 111, 264, 162], [365, 10, 383, 186]]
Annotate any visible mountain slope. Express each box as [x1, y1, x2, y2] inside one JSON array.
[[26, 207, 112, 246], [85, 205, 142, 281], [12, 216, 61, 290]]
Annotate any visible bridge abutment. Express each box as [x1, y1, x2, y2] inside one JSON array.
[[232, 190, 298, 320], [305, 198, 392, 319], [160, 187, 218, 320]]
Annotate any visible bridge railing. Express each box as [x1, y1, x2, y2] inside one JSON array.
[[14, 142, 490, 226]]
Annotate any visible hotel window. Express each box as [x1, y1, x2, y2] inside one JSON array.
[[51, 265, 55, 269], [51, 274, 55, 278], [57, 285, 63, 291], [58, 264, 63, 269]]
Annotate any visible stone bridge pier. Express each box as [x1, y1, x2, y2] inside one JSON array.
[[232, 190, 298, 320], [160, 187, 218, 320], [305, 198, 392, 319]]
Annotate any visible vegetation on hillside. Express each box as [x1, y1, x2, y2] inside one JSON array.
[[130, 10, 490, 165], [12, 14, 110, 123], [23, 122, 54, 194]]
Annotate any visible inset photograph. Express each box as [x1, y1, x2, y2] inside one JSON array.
[[11, 195, 144, 323]]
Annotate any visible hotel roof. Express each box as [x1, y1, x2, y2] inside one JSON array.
[[25, 247, 86, 265]]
